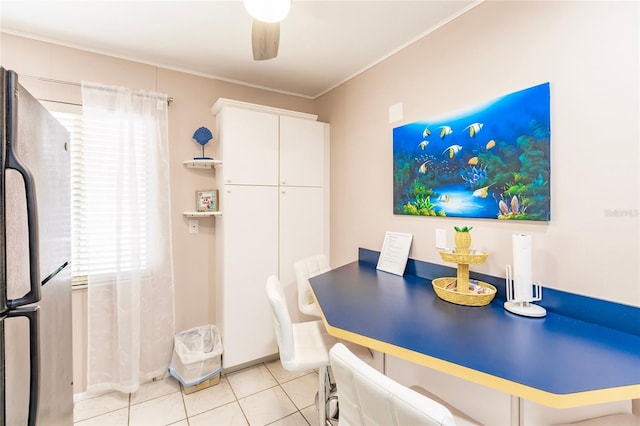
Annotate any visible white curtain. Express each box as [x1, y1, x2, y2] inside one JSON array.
[[82, 82, 175, 394]]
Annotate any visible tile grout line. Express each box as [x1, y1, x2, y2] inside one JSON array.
[[264, 362, 314, 426], [225, 367, 253, 425], [179, 382, 189, 426], [263, 366, 296, 426], [75, 361, 318, 425], [72, 393, 130, 425]]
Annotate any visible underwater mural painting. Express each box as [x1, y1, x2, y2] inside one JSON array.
[[393, 82, 550, 221]]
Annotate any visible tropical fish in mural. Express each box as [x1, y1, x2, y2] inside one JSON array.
[[460, 165, 488, 187], [423, 126, 431, 138], [442, 144, 462, 158], [418, 160, 431, 174], [472, 185, 491, 198], [486, 140, 496, 150], [467, 156, 478, 165], [464, 122, 483, 137], [418, 140, 429, 150], [437, 194, 450, 203], [439, 126, 453, 139]]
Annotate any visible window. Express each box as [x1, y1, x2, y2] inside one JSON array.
[[50, 107, 149, 286], [49, 108, 86, 285]]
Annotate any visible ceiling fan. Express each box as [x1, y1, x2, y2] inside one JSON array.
[[243, 0, 292, 61]]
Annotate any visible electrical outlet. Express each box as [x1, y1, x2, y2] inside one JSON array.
[[389, 102, 403, 123], [435, 228, 446, 249], [189, 220, 199, 234]]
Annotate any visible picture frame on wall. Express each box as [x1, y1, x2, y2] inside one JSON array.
[[196, 189, 218, 212], [392, 82, 551, 221]]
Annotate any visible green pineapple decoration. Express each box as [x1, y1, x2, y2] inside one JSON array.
[[454, 226, 473, 253]]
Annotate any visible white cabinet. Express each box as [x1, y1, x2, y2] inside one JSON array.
[[278, 186, 327, 321], [216, 185, 279, 367], [212, 98, 329, 370], [280, 115, 326, 187], [217, 106, 279, 185]]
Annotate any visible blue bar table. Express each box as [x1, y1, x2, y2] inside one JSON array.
[[309, 249, 640, 425]]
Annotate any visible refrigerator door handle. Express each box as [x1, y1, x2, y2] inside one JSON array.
[[6, 307, 40, 426], [5, 72, 41, 309]]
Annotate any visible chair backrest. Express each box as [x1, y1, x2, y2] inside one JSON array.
[[294, 254, 330, 314], [265, 275, 295, 366], [329, 343, 456, 426]]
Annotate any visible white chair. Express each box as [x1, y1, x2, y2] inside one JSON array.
[[294, 254, 330, 318], [266, 275, 337, 426], [293, 255, 375, 363], [330, 342, 485, 426]]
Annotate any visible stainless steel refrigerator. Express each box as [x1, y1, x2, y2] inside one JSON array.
[[1, 67, 73, 425]]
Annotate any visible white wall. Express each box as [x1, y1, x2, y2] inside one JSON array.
[[315, 1, 638, 424], [316, 0, 639, 307], [2, 1, 638, 419], [0, 32, 315, 393]]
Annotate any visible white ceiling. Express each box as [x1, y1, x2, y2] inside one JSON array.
[[0, 1, 478, 99]]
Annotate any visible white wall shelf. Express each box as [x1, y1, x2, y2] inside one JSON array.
[[183, 159, 222, 169], [183, 159, 221, 218], [182, 211, 222, 218]]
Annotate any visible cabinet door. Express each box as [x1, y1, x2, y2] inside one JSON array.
[[279, 116, 326, 187], [279, 186, 326, 323], [221, 185, 279, 368], [218, 107, 279, 185]]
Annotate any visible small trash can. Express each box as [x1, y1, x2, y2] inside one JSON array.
[[168, 324, 223, 394]]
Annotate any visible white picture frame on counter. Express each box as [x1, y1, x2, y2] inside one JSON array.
[[376, 231, 413, 276]]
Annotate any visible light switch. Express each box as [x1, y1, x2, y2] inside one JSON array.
[[189, 220, 199, 234], [435, 228, 446, 249]]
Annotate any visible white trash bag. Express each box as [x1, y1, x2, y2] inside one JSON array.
[[168, 325, 223, 387]]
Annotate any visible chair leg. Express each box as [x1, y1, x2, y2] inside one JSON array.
[[327, 392, 339, 422], [316, 366, 340, 425], [325, 366, 339, 423], [318, 366, 327, 426]]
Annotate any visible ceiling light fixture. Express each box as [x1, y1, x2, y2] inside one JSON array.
[[243, 0, 291, 23]]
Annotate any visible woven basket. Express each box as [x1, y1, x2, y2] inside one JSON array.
[[438, 250, 488, 265], [432, 277, 496, 306]]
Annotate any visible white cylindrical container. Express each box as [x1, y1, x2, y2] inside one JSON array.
[[512, 234, 533, 302]]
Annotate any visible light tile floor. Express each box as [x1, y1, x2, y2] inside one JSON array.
[[73, 360, 321, 426]]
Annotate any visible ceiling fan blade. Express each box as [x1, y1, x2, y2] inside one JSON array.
[[252, 19, 280, 61]]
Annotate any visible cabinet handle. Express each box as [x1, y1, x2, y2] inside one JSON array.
[[281, 180, 286, 185], [226, 178, 231, 183], [227, 189, 231, 194], [281, 190, 286, 194]]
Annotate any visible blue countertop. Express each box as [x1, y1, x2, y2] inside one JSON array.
[[309, 249, 640, 408]]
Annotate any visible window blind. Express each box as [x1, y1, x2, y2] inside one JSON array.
[[51, 110, 149, 286], [51, 111, 87, 285]]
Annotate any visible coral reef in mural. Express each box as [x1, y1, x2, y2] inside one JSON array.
[[393, 82, 551, 221]]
